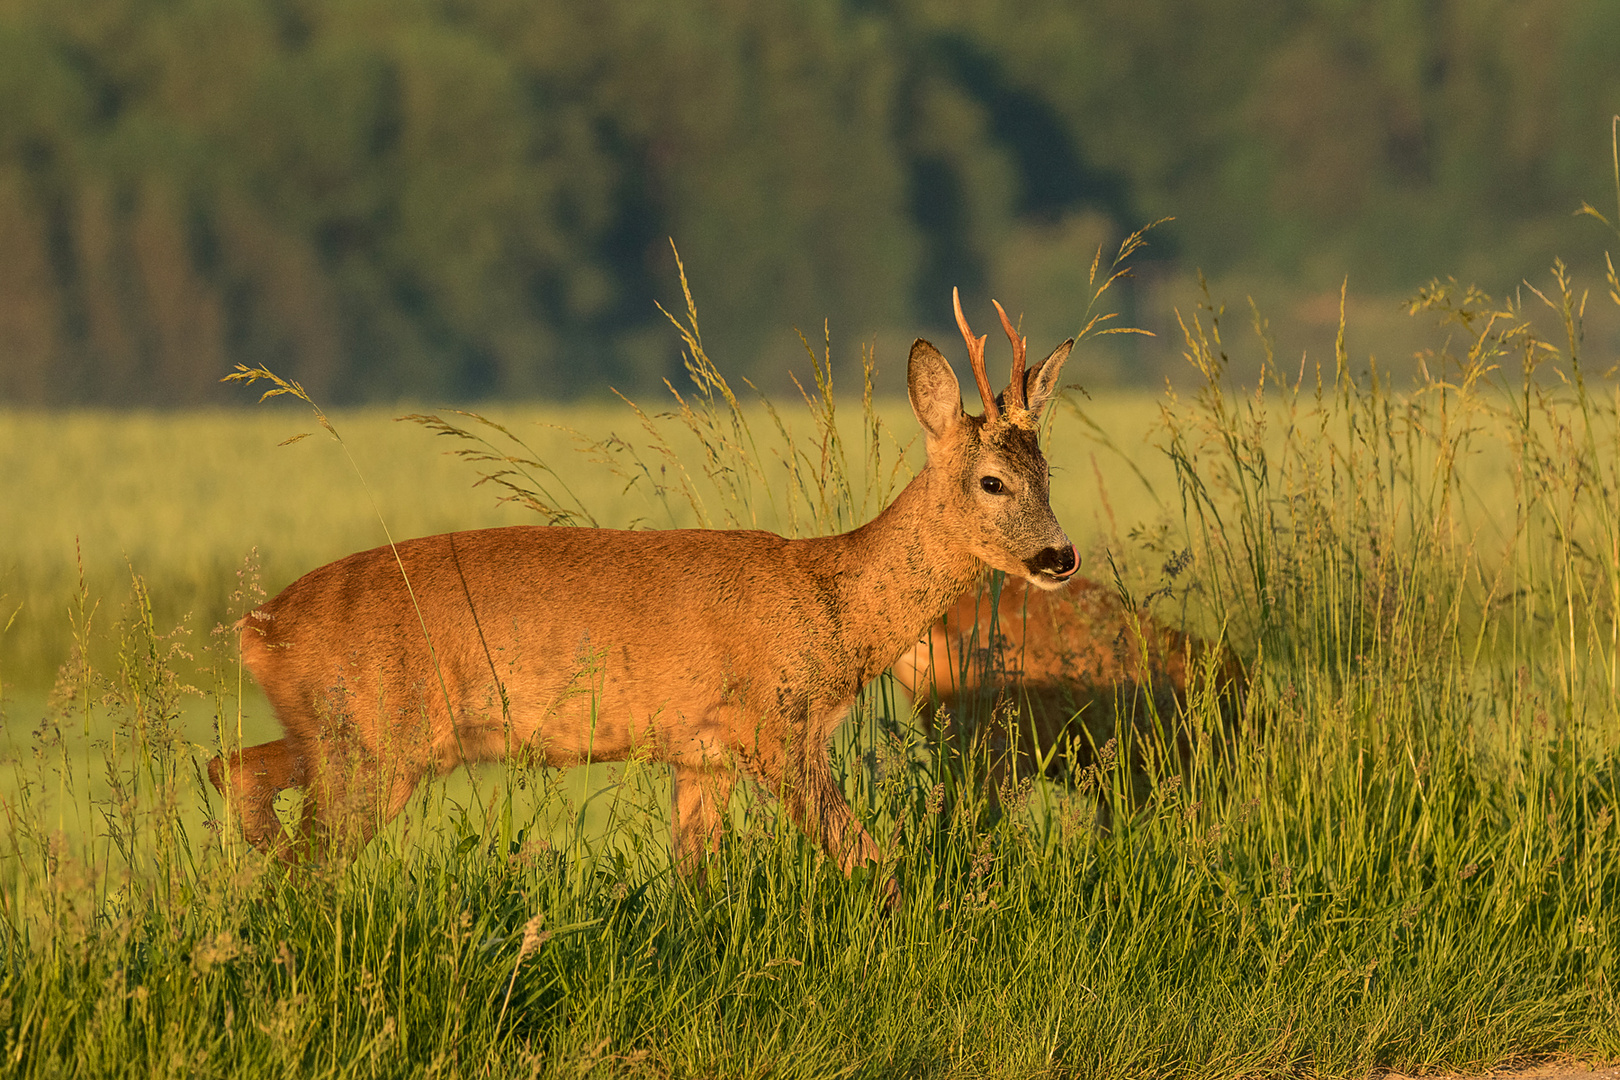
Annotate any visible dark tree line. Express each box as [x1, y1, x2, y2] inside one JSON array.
[[0, 0, 1615, 405]]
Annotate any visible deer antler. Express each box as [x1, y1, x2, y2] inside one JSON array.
[[992, 300, 1027, 413], [954, 287, 999, 423]]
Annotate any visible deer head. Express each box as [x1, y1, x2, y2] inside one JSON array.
[[907, 288, 1079, 591]]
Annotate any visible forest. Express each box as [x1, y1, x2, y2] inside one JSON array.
[[1, 0, 1617, 404]]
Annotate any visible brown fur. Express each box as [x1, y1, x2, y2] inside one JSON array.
[[208, 307, 1080, 886], [892, 575, 1247, 794]]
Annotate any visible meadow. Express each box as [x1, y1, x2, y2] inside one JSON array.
[[1, 263, 1619, 1078]]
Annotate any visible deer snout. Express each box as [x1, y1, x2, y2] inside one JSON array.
[[1024, 543, 1079, 588]]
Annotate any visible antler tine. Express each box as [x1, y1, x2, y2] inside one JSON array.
[[991, 299, 1027, 412], [953, 286, 999, 423]]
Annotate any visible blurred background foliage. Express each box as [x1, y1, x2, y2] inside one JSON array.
[[1, 0, 1617, 405]]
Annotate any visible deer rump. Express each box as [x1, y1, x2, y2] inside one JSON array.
[[893, 576, 1247, 796]]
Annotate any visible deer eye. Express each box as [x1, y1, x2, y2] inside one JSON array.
[[979, 475, 1005, 494]]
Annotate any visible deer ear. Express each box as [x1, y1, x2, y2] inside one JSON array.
[[908, 338, 963, 442], [1022, 339, 1074, 416]]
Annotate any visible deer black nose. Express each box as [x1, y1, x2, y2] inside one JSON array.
[[1026, 543, 1078, 580]]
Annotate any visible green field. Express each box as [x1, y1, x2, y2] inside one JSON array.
[[2, 277, 1619, 1078]]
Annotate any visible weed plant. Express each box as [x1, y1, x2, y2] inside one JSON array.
[[3, 211, 1620, 1075]]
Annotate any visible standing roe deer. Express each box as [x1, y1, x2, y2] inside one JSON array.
[[892, 574, 1246, 802], [208, 291, 1079, 881]]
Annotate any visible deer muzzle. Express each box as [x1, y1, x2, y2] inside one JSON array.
[[1024, 542, 1079, 586]]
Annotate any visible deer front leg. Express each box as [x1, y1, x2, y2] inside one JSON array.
[[669, 764, 736, 874], [753, 717, 897, 906], [795, 752, 884, 873]]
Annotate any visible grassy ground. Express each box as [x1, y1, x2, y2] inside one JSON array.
[[2, 266, 1619, 1078]]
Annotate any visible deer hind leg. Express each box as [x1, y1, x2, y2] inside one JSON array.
[[208, 740, 306, 853], [268, 676, 440, 863], [295, 730, 429, 863]]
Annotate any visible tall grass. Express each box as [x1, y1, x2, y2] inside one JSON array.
[[3, 221, 1619, 1076]]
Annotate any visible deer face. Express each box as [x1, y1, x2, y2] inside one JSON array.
[[908, 290, 1079, 591], [963, 418, 1077, 589]]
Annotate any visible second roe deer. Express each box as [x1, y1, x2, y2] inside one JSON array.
[[208, 291, 1080, 884], [892, 574, 1246, 803]]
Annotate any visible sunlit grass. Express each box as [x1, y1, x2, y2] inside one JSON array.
[[3, 235, 1620, 1077]]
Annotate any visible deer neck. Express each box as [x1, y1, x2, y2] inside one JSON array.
[[826, 468, 983, 674]]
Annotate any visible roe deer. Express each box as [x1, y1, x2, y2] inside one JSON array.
[[208, 290, 1080, 882], [892, 574, 1246, 803]]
